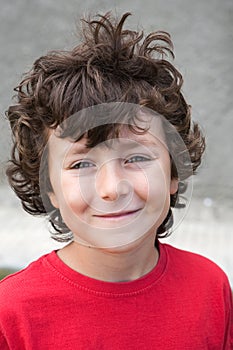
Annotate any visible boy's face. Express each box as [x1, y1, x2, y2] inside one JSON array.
[[47, 116, 178, 249]]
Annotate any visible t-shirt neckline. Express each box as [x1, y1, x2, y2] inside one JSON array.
[[45, 241, 168, 297]]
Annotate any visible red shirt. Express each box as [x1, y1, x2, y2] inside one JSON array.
[[0, 243, 232, 349]]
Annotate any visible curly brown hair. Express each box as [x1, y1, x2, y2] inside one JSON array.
[[6, 12, 205, 242]]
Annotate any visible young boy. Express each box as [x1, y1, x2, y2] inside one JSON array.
[[0, 12, 232, 349]]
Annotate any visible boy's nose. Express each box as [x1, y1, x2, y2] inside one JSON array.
[[95, 160, 130, 201]]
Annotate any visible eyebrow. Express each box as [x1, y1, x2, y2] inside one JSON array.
[[116, 138, 162, 150], [69, 139, 160, 156], [67, 144, 90, 157], [132, 139, 160, 147]]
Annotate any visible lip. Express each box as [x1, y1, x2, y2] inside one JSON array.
[[93, 209, 142, 219]]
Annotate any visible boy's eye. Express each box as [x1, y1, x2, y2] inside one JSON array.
[[126, 155, 152, 163], [71, 161, 95, 169]]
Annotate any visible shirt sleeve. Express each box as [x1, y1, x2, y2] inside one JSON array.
[[230, 290, 233, 348], [0, 329, 9, 350], [225, 286, 233, 349]]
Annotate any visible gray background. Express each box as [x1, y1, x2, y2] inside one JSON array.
[[0, 0, 232, 284]]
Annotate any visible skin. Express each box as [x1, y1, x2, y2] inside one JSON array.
[[47, 121, 178, 282]]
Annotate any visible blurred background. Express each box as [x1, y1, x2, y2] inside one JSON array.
[[0, 0, 232, 284]]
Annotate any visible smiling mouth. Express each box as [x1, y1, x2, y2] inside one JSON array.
[[93, 209, 142, 219]]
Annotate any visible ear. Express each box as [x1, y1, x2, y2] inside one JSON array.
[[170, 178, 179, 195], [48, 192, 59, 209]]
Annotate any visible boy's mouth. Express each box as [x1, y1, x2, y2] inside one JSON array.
[[93, 209, 142, 219]]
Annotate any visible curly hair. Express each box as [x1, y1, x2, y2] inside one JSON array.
[[6, 12, 205, 242]]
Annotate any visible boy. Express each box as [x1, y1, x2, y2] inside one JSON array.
[[0, 12, 232, 349]]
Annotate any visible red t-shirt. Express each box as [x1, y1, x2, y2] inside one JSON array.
[[0, 243, 232, 349]]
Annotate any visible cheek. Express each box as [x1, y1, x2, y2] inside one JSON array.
[[140, 162, 172, 222], [139, 162, 171, 200], [50, 173, 90, 223], [61, 176, 90, 214]]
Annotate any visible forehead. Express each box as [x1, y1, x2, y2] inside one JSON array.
[[48, 116, 166, 159], [118, 115, 164, 140]]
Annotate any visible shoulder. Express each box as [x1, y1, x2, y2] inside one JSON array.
[[161, 243, 230, 288], [0, 252, 54, 308], [162, 242, 226, 273]]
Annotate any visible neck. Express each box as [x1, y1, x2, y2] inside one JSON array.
[[58, 235, 159, 282]]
